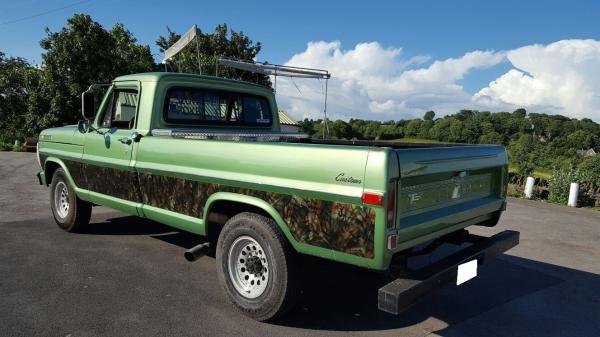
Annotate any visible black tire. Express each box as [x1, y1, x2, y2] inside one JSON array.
[[216, 212, 299, 321], [49, 168, 92, 232]]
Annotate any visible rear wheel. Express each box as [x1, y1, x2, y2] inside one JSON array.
[[216, 212, 299, 321], [50, 168, 91, 232]]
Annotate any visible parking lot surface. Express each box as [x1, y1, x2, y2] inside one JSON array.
[[1, 152, 599, 337]]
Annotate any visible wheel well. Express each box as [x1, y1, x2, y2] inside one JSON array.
[[205, 200, 272, 243], [44, 161, 61, 185]]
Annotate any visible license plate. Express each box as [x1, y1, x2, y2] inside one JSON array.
[[456, 260, 478, 285]]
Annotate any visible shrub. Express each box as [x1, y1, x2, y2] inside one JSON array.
[[577, 156, 600, 206], [0, 142, 13, 151], [548, 167, 580, 204]]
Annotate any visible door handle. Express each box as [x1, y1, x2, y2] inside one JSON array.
[[118, 137, 132, 145], [118, 132, 142, 145]]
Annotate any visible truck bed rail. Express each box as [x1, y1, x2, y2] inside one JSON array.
[[151, 128, 308, 141]]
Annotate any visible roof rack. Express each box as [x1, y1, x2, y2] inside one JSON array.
[[218, 58, 331, 138]]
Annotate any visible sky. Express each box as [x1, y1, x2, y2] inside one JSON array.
[[1, 0, 600, 122]]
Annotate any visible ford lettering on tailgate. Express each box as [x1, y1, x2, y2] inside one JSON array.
[[399, 173, 493, 214]]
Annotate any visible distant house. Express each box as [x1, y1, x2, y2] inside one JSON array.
[[576, 147, 599, 157], [278, 110, 299, 133]]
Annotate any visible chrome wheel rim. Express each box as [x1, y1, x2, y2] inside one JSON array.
[[54, 181, 69, 218], [228, 235, 269, 299]]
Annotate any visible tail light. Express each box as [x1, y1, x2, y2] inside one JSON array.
[[362, 192, 383, 206], [386, 180, 397, 229], [361, 181, 397, 229]]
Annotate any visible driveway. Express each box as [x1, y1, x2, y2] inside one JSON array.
[[1, 152, 599, 337]]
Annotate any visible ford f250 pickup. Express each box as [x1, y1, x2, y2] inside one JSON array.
[[36, 72, 519, 321]]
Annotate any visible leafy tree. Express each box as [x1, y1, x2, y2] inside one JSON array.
[[404, 119, 422, 137], [566, 129, 596, 150], [40, 14, 155, 126], [508, 134, 537, 176], [418, 119, 433, 139], [329, 119, 353, 139], [423, 110, 435, 121], [448, 119, 464, 142], [479, 131, 503, 144], [0, 52, 47, 143], [512, 108, 527, 118]]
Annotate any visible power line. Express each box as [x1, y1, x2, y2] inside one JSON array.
[[0, 0, 93, 26]]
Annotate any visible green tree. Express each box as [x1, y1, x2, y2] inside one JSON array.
[[0, 52, 47, 143], [566, 129, 596, 150], [423, 110, 435, 121], [40, 14, 155, 126], [508, 134, 537, 176], [512, 108, 527, 118], [479, 131, 503, 144], [404, 119, 422, 137], [330, 119, 353, 139], [448, 119, 464, 142]]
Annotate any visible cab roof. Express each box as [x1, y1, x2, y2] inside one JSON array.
[[113, 72, 271, 91]]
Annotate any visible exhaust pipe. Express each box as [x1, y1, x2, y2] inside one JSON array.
[[184, 242, 211, 262]]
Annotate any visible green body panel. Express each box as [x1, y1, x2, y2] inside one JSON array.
[[36, 72, 508, 271]]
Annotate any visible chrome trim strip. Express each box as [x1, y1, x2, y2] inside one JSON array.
[[151, 128, 308, 141]]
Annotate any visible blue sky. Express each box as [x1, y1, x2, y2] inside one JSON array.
[[1, 0, 600, 121]]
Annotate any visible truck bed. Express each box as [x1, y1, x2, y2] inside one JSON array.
[[152, 128, 472, 149], [294, 138, 473, 149]]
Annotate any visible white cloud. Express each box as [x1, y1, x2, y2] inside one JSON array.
[[474, 39, 600, 120], [275, 41, 505, 120], [275, 39, 600, 122]]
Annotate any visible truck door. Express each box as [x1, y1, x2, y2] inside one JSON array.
[[81, 81, 142, 215]]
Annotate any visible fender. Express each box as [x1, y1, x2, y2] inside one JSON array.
[[202, 191, 385, 269], [203, 192, 298, 245], [43, 157, 90, 202]]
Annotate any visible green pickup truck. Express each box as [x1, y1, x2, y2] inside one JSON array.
[[36, 72, 518, 321]]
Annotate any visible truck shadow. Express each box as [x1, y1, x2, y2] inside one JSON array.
[[80, 215, 174, 236], [81, 214, 209, 249], [275, 255, 600, 335], [79, 215, 600, 335]]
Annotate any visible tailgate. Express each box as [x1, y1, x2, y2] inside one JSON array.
[[393, 145, 507, 247]]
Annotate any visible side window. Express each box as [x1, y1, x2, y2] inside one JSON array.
[[165, 87, 272, 126], [101, 89, 138, 129]]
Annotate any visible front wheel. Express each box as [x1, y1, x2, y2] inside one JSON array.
[[216, 212, 299, 321], [50, 168, 92, 232]]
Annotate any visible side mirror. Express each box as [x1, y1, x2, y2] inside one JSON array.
[[77, 120, 90, 133], [81, 91, 96, 120]]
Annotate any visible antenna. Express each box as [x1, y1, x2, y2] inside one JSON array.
[[218, 58, 331, 138]]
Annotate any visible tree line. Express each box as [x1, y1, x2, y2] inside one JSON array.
[[299, 109, 599, 172], [0, 14, 266, 145]]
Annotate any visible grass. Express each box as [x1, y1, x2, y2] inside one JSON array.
[[508, 165, 553, 180]]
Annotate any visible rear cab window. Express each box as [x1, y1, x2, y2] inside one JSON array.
[[164, 87, 272, 127]]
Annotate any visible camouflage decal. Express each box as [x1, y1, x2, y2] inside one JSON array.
[[63, 160, 141, 202], [63, 161, 86, 188], [62, 160, 376, 258], [140, 175, 376, 258]]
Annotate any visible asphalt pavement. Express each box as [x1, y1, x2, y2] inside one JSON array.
[[1, 152, 599, 337]]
